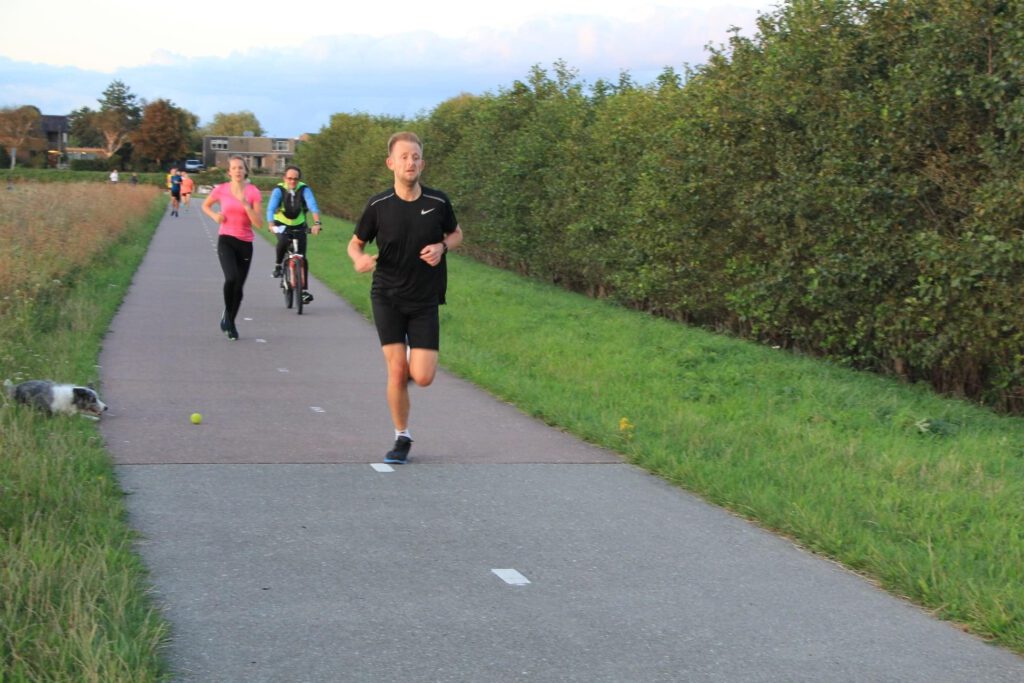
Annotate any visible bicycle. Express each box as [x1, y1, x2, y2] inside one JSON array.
[[279, 227, 310, 314]]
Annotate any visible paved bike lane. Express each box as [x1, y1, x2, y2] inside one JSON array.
[[102, 207, 1024, 681]]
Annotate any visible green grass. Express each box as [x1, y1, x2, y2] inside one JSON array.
[[4, 168, 164, 187], [0, 198, 170, 681], [306, 216, 1024, 653], [4, 167, 283, 190]]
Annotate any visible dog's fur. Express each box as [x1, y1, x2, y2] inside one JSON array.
[[4, 379, 108, 418]]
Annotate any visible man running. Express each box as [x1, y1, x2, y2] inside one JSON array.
[[168, 167, 182, 217], [266, 165, 321, 305], [347, 131, 463, 464]]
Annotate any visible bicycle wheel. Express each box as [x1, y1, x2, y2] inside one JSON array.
[[294, 258, 304, 315], [283, 258, 294, 309]]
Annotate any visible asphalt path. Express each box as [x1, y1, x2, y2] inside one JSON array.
[[101, 205, 1024, 681]]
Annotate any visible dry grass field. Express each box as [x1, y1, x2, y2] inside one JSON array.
[[0, 183, 161, 304]]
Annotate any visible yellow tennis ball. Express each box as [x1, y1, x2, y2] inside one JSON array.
[[190, 412, 203, 425]]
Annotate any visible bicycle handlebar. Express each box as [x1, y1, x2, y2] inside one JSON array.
[[272, 222, 312, 235]]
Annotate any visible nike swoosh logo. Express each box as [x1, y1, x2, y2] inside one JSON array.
[[421, 208, 436, 215]]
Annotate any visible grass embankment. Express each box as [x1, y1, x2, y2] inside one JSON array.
[[1, 183, 170, 680], [302, 216, 1024, 654]]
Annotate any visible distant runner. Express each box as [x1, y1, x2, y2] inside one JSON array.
[[168, 167, 182, 217], [180, 171, 195, 211]]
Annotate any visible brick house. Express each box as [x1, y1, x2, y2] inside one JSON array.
[[201, 134, 298, 174]]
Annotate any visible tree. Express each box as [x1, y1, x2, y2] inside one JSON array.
[[293, 113, 401, 219], [0, 105, 42, 169], [201, 111, 265, 137], [95, 79, 142, 157], [177, 107, 201, 153], [133, 99, 188, 167], [68, 106, 103, 147], [98, 80, 142, 125], [94, 108, 133, 158]]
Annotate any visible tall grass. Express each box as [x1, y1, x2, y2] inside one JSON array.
[[1, 183, 159, 303], [1, 183, 170, 680], [304, 217, 1024, 654]]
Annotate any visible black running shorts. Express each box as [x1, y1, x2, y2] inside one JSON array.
[[371, 295, 440, 350]]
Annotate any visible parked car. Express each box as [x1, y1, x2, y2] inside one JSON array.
[[184, 159, 205, 172]]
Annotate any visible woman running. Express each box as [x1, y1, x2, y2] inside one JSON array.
[[202, 156, 264, 340]]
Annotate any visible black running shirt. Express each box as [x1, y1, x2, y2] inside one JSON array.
[[355, 185, 459, 305]]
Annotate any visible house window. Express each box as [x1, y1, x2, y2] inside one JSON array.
[[272, 139, 290, 152], [211, 139, 229, 150]]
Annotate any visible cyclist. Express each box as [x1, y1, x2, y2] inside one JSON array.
[[266, 165, 321, 304]]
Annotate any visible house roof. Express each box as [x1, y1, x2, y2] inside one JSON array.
[[40, 115, 69, 134]]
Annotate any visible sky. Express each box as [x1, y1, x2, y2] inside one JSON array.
[[0, 0, 775, 138]]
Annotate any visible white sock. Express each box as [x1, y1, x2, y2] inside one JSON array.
[[395, 429, 411, 440]]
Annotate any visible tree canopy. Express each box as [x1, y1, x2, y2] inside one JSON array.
[[0, 105, 42, 169], [201, 111, 265, 137], [133, 99, 189, 167]]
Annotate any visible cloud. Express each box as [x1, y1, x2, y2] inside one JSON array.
[[0, 58, 109, 113], [0, 5, 764, 137]]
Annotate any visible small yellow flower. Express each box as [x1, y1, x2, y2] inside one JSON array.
[[618, 417, 636, 445]]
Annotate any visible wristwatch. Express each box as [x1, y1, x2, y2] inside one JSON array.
[[441, 241, 448, 254]]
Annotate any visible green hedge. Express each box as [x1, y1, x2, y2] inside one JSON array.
[[2, 167, 287, 192], [293, 113, 401, 220], [288, 0, 1024, 413], [69, 159, 112, 172]]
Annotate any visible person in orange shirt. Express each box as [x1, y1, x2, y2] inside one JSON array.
[[180, 172, 196, 210]]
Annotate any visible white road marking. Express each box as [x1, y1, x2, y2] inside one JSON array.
[[371, 463, 394, 472], [256, 339, 267, 343], [310, 406, 325, 413], [277, 368, 290, 373], [492, 568, 530, 586]]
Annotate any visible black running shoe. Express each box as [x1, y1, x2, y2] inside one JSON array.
[[272, 266, 282, 278], [301, 290, 314, 304], [383, 436, 412, 464], [227, 322, 239, 341], [220, 317, 229, 334]]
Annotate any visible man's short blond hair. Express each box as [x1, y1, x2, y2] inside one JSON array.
[[387, 131, 423, 156]]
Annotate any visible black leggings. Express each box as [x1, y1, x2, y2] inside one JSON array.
[[217, 235, 253, 323]]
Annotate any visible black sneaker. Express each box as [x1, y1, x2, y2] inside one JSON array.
[[272, 266, 282, 278], [384, 436, 412, 464], [227, 322, 239, 341], [220, 316, 229, 334], [301, 290, 314, 304]]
